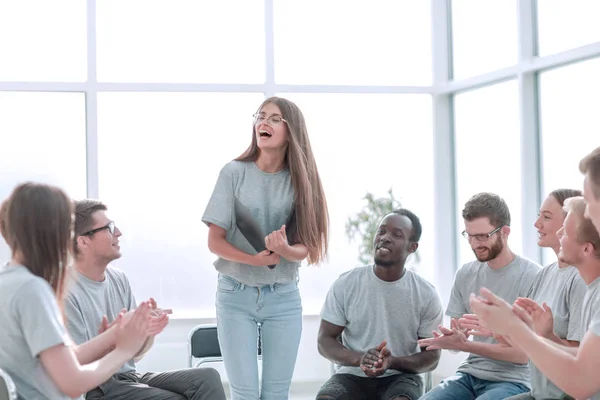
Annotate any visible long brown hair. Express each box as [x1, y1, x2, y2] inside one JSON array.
[[3, 182, 73, 306], [236, 96, 329, 264]]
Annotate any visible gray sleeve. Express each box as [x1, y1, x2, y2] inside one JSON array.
[[418, 291, 444, 339], [121, 273, 137, 310], [591, 306, 600, 337], [446, 269, 468, 318], [201, 164, 235, 231], [320, 279, 347, 327], [14, 280, 70, 357], [566, 275, 587, 341], [64, 295, 91, 346]]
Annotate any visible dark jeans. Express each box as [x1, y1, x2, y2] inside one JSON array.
[[316, 373, 423, 400], [86, 368, 226, 400]]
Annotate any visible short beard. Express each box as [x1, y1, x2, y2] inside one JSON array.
[[473, 237, 504, 262], [374, 256, 401, 268]]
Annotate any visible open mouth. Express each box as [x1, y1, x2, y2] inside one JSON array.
[[259, 130, 272, 138], [376, 245, 391, 253]]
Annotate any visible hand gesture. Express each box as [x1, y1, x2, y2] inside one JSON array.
[[98, 308, 127, 335], [514, 297, 554, 338], [265, 225, 289, 255], [147, 297, 172, 337], [469, 288, 529, 335], [360, 341, 391, 377], [417, 320, 469, 351], [251, 249, 280, 267], [114, 301, 151, 357]]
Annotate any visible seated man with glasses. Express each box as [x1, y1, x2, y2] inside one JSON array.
[[64, 199, 226, 400], [418, 192, 541, 400]]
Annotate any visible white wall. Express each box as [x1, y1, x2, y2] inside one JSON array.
[[136, 314, 467, 391]]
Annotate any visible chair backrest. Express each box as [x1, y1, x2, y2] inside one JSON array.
[[188, 323, 262, 368], [0, 368, 17, 400]]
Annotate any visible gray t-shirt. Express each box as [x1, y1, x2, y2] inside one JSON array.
[[202, 160, 298, 287], [64, 266, 137, 374], [0, 264, 79, 400], [581, 276, 600, 400], [321, 265, 443, 378], [446, 255, 540, 387], [527, 262, 586, 399]]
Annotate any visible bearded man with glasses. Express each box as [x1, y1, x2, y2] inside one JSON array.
[[418, 192, 541, 400]]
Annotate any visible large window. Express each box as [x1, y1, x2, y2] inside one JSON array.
[[539, 58, 600, 264], [454, 81, 523, 268]]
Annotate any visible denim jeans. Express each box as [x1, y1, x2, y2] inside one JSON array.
[[420, 372, 529, 400], [215, 274, 302, 400]]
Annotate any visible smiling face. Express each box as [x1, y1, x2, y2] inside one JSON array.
[[373, 213, 417, 268], [254, 102, 289, 152], [534, 194, 565, 249], [463, 217, 506, 262], [79, 210, 123, 264]]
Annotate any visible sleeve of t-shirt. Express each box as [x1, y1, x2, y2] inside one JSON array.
[[121, 272, 137, 311], [320, 278, 347, 327], [590, 305, 600, 337], [566, 275, 587, 341], [418, 290, 444, 339], [63, 294, 91, 346], [14, 279, 71, 357], [201, 163, 235, 232], [446, 268, 468, 318]]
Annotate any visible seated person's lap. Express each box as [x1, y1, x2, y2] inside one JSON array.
[[316, 373, 422, 400], [421, 373, 528, 400]]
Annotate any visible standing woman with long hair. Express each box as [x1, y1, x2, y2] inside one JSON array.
[[0, 182, 151, 400], [203, 96, 329, 400]]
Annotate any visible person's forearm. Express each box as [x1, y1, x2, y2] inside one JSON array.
[[133, 337, 154, 362], [545, 331, 579, 348], [508, 325, 589, 398], [318, 337, 362, 367], [461, 341, 528, 364], [71, 349, 134, 396], [73, 329, 116, 365], [389, 350, 440, 374], [208, 236, 255, 265], [278, 244, 308, 262]]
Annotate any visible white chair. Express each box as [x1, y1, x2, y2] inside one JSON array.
[[0, 368, 17, 400]]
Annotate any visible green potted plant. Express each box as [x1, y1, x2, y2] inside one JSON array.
[[345, 188, 420, 268]]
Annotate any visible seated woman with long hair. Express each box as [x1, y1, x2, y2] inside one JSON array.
[[0, 182, 151, 399]]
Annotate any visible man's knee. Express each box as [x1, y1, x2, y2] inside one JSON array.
[[192, 367, 224, 390]]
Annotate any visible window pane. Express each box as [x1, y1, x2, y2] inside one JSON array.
[[0, 92, 87, 260], [97, 92, 264, 317], [451, 0, 518, 79], [97, 1, 264, 83], [0, 0, 87, 81], [454, 81, 522, 268], [537, 0, 600, 56], [274, 0, 432, 85], [278, 93, 434, 314], [539, 59, 600, 264]]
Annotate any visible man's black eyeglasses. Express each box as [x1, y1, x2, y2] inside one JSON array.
[[81, 221, 116, 236]]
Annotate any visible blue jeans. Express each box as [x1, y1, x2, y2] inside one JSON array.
[[215, 274, 302, 400], [420, 373, 529, 400]]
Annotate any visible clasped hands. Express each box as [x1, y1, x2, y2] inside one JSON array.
[[251, 224, 289, 267], [359, 340, 392, 377]]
